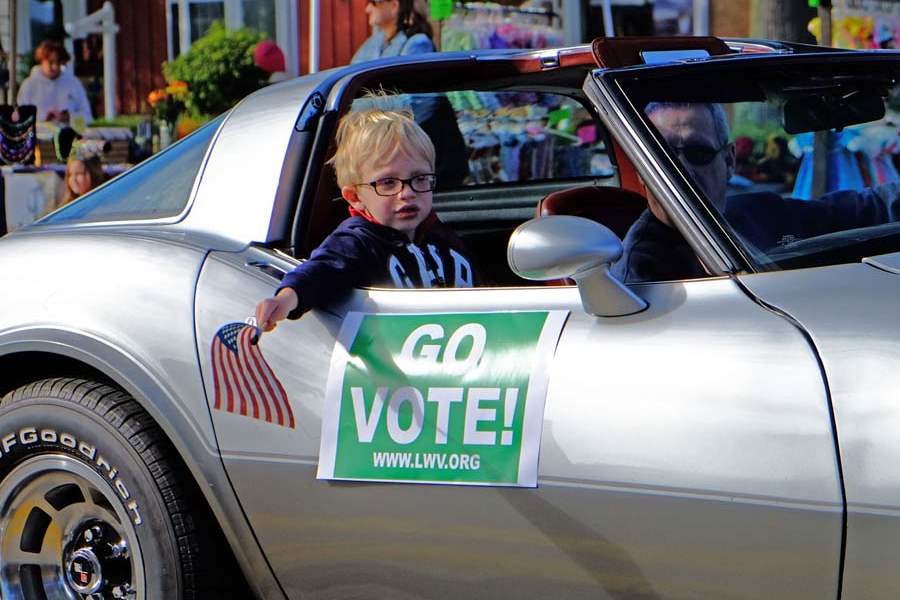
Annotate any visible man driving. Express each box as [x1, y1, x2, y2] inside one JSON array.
[[612, 102, 900, 283], [612, 102, 732, 283]]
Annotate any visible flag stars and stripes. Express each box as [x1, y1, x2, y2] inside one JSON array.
[[211, 322, 294, 428]]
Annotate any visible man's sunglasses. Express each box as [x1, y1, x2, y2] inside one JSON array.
[[366, 0, 391, 4], [358, 174, 437, 196], [670, 141, 728, 167]]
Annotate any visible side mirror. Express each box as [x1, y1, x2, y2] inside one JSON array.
[[508, 215, 648, 317]]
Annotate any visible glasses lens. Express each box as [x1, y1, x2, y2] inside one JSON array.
[[373, 177, 402, 195], [410, 174, 436, 192], [680, 144, 719, 166]]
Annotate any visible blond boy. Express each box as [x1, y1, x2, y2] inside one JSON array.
[[255, 105, 476, 332]]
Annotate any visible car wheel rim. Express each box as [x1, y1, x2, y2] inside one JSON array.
[[0, 454, 145, 600]]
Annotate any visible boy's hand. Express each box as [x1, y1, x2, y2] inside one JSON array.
[[255, 288, 299, 333]]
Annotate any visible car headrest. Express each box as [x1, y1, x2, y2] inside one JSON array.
[[536, 185, 648, 239]]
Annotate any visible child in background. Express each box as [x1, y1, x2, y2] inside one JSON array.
[[61, 153, 105, 205], [254, 102, 477, 333]]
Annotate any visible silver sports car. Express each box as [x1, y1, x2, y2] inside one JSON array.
[[2, 36, 900, 599]]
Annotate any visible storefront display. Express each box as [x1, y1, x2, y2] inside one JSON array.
[[788, 0, 900, 199], [447, 90, 612, 186], [432, 2, 613, 187], [811, 0, 900, 49], [441, 2, 563, 51]]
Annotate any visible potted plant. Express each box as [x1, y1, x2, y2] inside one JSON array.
[[162, 22, 267, 126]]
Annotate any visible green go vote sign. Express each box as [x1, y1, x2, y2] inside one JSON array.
[[317, 311, 567, 487]]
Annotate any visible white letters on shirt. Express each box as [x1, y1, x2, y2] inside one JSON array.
[[386, 245, 474, 288]]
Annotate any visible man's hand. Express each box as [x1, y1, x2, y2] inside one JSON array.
[[254, 287, 299, 334]]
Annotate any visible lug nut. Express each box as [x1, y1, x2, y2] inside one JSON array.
[[83, 525, 103, 543], [110, 540, 129, 558]]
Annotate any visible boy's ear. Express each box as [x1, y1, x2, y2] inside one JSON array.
[[341, 185, 363, 208]]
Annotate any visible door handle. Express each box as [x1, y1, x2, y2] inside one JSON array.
[[246, 260, 287, 281]]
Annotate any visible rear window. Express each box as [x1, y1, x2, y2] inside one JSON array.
[[39, 114, 224, 226]]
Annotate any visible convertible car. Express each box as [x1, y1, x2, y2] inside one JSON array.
[[1, 36, 900, 599]]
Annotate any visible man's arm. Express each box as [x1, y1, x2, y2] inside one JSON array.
[[726, 182, 900, 251]]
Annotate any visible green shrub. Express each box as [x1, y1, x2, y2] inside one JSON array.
[[163, 22, 266, 116]]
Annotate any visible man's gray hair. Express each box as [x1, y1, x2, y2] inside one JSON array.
[[644, 102, 730, 147]]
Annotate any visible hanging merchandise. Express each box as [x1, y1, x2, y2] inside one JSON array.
[[449, 91, 611, 186], [441, 2, 564, 51], [438, 2, 610, 186], [811, 0, 900, 49], [0, 105, 36, 165], [790, 120, 900, 199], [0, 0, 37, 165]]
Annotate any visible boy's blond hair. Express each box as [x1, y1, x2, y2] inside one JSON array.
[[329, 103, 436, 189]]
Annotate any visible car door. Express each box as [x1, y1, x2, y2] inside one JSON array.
[[194, 244, 842, 600]]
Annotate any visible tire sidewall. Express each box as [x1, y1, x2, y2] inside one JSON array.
[[0, 397, 183, 599]]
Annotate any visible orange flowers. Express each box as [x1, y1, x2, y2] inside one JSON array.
[[148, 81, 189, 127], [147, 89, 167, 106], [148, 80, 189, 107]]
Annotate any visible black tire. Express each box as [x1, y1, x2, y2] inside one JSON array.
[[0, 378, 208, 600]]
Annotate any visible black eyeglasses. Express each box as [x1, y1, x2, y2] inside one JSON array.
[[366, 0, 390, 4], [358, 174, 437, 196], [670, 142, 728, 167]]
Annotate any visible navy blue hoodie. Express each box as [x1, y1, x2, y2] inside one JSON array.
[[278, 213, 476, 318]]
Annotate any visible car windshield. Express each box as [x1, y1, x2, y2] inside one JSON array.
[[616, 57, 900, 271]]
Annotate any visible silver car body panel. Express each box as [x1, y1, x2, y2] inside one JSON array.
[[196, 246, 842, 599], [0, 230, 284, 598], [738, 258, 900, 599]]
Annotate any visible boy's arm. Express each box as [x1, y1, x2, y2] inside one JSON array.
[[277, 229, 374, 316], [255, 224, 376, 332]]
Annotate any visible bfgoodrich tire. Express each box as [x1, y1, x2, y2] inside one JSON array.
[[0, 378, 208, 600]]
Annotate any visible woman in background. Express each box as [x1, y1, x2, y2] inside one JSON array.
[[351, 0, 434, 63], [351, 1, 467, 188]]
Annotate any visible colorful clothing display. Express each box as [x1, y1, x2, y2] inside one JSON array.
[[810, 1, 900, 49], [440, 2, 562, 51], [790, 123, 900, 200]]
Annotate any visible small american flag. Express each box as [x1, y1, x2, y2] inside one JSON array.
[[211, 322, 295, 428]]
